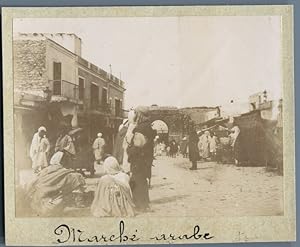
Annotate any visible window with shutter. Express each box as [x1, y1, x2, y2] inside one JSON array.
[[53, 62, 62, 95]]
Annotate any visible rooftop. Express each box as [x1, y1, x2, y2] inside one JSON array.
[[14, 32, 126, 89]]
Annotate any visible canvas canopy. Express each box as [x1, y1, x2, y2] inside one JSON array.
[[233, 110, 282, 169]]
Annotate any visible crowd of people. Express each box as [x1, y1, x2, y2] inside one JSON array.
[[188, 126, 241, 170], [22, 107, 156, 217], [152, 125, 241, 170], [21, 107, 242, 217]]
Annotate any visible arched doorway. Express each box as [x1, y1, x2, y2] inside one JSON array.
[[151, 119, 169, 143]]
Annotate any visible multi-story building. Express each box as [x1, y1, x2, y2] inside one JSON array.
[[13, 33, 126, 169]]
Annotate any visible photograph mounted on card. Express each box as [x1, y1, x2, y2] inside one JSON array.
[[2, 5, 295, 246]]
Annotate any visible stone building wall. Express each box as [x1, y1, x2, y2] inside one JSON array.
[[13, 40, 47, 95], [180, 107, 220, 125]]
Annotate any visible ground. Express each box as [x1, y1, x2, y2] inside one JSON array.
[[19, 155, 283, 217], [145, 156, 283, 217]]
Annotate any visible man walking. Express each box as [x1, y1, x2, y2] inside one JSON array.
[[188, 129, 199, 170]]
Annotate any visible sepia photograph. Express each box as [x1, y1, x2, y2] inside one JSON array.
[[2, 5, 295, 245]]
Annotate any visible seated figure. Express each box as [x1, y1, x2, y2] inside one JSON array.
[[91, 156, 135, 217], [26, 151, 86, 216]]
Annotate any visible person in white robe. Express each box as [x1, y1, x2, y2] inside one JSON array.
[[229, 125, 241, 165], [198, 131, 210, 160], [29, 126, 50, 173], [209, 132, 217, 160], [92, 133, 106, 164]]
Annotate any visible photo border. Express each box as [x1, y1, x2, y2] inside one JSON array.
[[2, 5, 295, 245]]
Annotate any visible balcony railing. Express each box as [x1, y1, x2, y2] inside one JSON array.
[[98, 103, 111, 113], [49, 80, 79, 101], [91, 103, 126, 118]]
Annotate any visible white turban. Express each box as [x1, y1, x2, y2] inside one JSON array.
[[50, 151, 64, 165], [38, 126, 46, 132], [97, 133, 102, 137]]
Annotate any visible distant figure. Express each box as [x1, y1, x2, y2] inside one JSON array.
[[91, 156, 135, 217], [188, 130, 199, 170], [169, 140, 178, 158], [229, 125, 241, 165], [180, 137, 188, 158], [160, 141, 166, 156], [166, 146, 171, 157], [30, 126, 50, 173], [153, 136, 160, 156], [209, 132, 218, 161], [92, 133, 106, 164], [198, 131, 210, 161]]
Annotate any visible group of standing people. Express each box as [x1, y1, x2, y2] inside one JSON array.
[[188, 125, 241, 170], [197, 130, 218, 162], [30, 124, 109, 174], [26, 107, 156, 217], [29, 125, 78, 173], [153, 136, 166, 157], [27, 112, 241, 217]]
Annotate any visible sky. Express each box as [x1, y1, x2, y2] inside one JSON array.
[[14, 16, 282, 109]]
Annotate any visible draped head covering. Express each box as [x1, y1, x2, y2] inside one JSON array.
[[103, 156, 122, 175], [49, 151, 64, 165], [38, 126, 46, 132], [128, 110, 136, 124]]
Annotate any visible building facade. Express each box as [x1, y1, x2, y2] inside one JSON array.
[[13, 33, 126, 169], [249, 91, 282, 121]]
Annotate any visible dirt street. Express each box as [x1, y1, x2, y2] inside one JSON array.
[[19, 155, 283, 217], [145, 156, 283, 217]]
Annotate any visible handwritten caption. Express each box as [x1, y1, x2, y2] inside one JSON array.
[[54, 220, 214, 244]]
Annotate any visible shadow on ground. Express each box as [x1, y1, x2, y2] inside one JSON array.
[[151, 195, 189, 204]]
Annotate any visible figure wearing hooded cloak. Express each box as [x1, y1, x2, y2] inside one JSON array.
[[30, 126, 50, 172], [127, 119, 156, 211], [91, 156, 135, 217]]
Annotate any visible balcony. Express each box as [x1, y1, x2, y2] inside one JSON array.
[[90, 104, 126, 118], [98, 103, 112, 114], [49, 80, 79, 102], [90, 102, 112, 115], [121, 109, 129, 118]]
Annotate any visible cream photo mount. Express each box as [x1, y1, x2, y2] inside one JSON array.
[[2, 5, 295, 246]]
